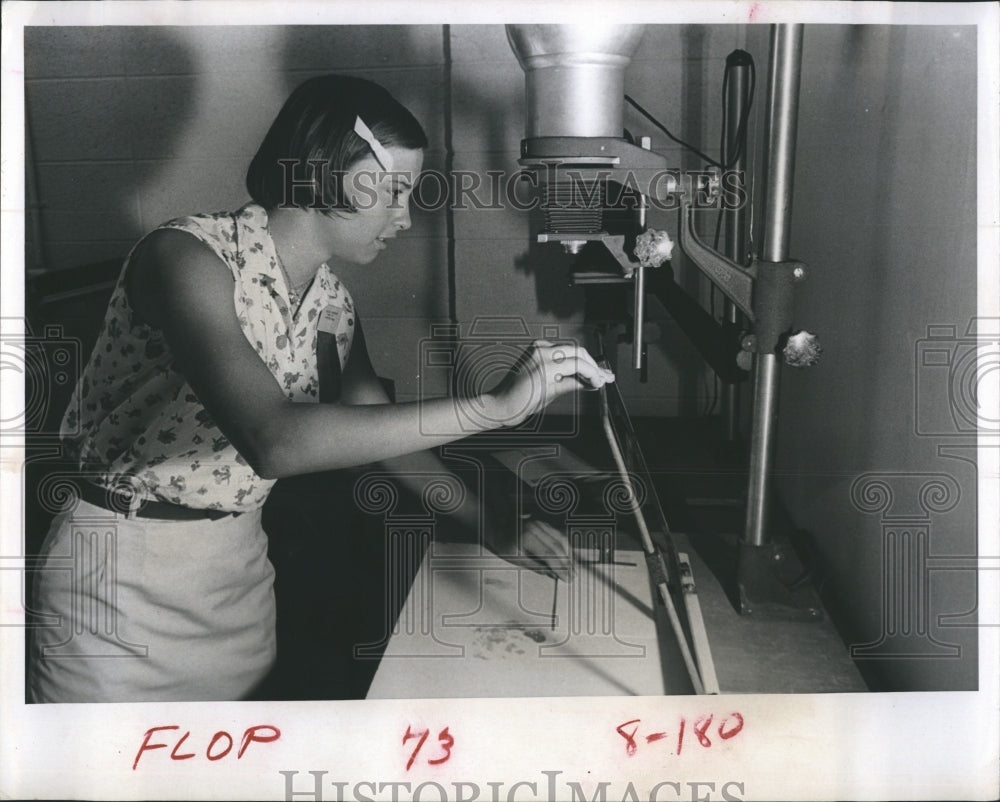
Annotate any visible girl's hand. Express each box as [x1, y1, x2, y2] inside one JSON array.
[[486, 513, 574, 583], [519, 517, 574, 583], [485, 340, 615, 428]]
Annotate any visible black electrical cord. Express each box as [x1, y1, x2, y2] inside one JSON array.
[[624, 55, 755, 172], [625, 94, 723, 168], [718, 53, 756, 170], [712, 52, 756, 255], [713, 53, 756, 250]]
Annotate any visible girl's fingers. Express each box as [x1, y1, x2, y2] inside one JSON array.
[[497, 342, 615, 425], [532, 343, 614, 388], [547, 350, 615, 389], [524, 520, 566, 556], [522, 519, 575, 581], [569, 356, 615, 388]]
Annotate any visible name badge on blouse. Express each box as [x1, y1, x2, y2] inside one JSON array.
[[318, 305, 343, 335]]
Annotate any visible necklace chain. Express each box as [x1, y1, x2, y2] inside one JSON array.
[[274, 250, 309, 309], [268, 216, 312, 311]]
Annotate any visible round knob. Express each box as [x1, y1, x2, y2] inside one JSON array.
[[783, 330, 821, 367]]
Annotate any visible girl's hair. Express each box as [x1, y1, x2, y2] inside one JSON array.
[[246, 75, 428, 211]]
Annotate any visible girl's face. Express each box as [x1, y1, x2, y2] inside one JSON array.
[[321, 146, 424, 265]]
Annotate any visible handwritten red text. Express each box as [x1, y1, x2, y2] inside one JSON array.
[[403, 725, 454, 771], [132, 724, 281, 770], [616, 713, 744, 757]]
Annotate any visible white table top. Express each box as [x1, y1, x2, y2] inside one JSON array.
[[367, 541, 697, 698]]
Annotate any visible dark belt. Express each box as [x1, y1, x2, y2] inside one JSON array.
[[75, 481, 239, 521]]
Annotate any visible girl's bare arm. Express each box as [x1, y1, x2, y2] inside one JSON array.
[[127, 229, 612, 480]]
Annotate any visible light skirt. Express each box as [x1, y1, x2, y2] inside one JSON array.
[[28, 500, 276, 703]]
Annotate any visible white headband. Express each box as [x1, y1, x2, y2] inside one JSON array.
[[353, 116, 394, 171]]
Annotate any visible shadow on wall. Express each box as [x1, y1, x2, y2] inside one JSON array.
[[23, 26, 294, 273], [23, 27, 193, 270], [114, 27, 198, 233], [512, 206, 587, 320], [122, 26, 289, 230]]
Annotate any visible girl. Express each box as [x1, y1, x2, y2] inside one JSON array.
[[27, 75, 614, 703]]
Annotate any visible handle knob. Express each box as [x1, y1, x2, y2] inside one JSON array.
[[782, 330, 821, 367]]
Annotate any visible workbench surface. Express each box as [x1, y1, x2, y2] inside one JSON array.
[[367, 536, 866, 698], [367, 542, 695, 698]]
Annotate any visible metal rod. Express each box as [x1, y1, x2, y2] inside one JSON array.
[[633, 137, 651, 372], [761, 26, 802, 263], [744, 354, 780, 545], [599, 382, 705, 694], [550, 576, 558, 631], [744, 24, 803, 547], [633, 266, 646, 371], [723, 51, 751, 440]]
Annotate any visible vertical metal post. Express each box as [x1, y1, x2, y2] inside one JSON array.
[[722, 51, 752, 441], [633, 264, 647, 371], [743, 24, 802, 547], [633, 137, 651, 372]]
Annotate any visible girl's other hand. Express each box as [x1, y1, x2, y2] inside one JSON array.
[[519, 517, 574, 583], [485, 513, 574, 583]]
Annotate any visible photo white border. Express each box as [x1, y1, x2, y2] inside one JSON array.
[[1, 2, 997, 800]]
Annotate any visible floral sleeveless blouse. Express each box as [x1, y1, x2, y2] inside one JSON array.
[[60, 203, 355, 512]]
